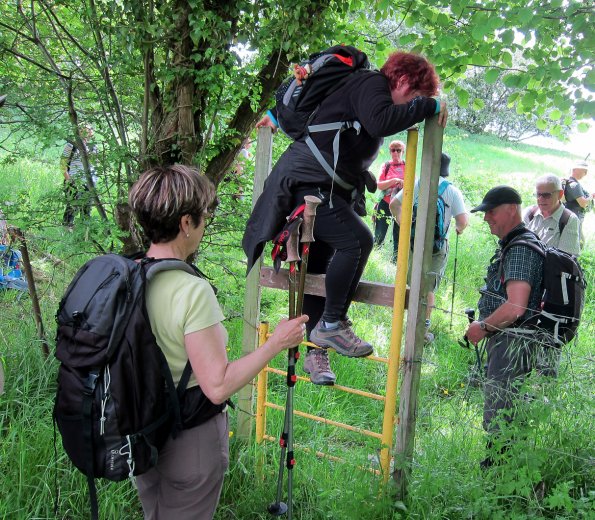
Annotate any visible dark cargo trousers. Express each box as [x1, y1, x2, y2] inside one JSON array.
[[483, 331, 536, 434]]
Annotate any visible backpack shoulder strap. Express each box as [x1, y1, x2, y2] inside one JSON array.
[[498, 232, 545, 280], [559, 207, 572, 234], [563, 177, 577, 197], [383, 161, 390, 177], [437, 180, 450, 197], [144, 258, 197, 281], [526, 205, 538, 223]]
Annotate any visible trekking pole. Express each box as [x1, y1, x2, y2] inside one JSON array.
[[296, 196, 322, 314], [285, 195, 320, 518], [449, 232, 460, 331], [269, 218, 302, 518], [463, 308, 483, 373]]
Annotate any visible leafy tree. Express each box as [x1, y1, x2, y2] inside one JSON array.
[[448, 67, 573, 141]]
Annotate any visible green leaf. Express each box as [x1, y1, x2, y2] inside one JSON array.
[[472, 98, 485, 110], [585, 68, 595, 90], [502, 74, 520, 88], [577, 122, 590, 133], [501, 51, 513, 68], [575, 100, 595, 118], [549, 109, 562, 121], [518, 8, 533, 24], [521, 91, 537, 107], [437, 12, 450, 27], [507, 92, 520, 106], [485, 69, 500, 84], [399, 33, 417, 46], [471, 24, 485, 41], [536, 119, 547, 131], [457, 88, 469, 108], [488, 16, 504, 30], [501, 29, 514, 46]]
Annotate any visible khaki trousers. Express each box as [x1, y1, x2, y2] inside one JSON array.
[[137, 412, 229, 520]]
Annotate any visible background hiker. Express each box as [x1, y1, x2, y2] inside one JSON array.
[[244, 48, 447, 386], [391, 153, 468, 342], [523, 174, 580, 256], [129, 165, 308, 520], [465, 186, 544, 469], [563, 161, 593, 243], [374, 139, 406, 263], [61, 125, 97, 228]]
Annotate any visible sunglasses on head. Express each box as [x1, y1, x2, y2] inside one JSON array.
[[390, 148, 403, 152]]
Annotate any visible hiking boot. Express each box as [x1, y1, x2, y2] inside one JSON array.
[[424, 330, 435, 343], [309, 320, 374, 358], [303, 349, 336, 386]]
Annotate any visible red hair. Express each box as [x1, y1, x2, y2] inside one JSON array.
[[380, 52, 439, 97]]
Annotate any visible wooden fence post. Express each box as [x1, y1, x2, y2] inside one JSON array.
[[393, 117, 444, 498], [236, 127, 274, 441]]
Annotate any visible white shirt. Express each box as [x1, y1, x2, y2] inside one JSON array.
[[394, 177, 468, 236], [522, 203, 581, 256]]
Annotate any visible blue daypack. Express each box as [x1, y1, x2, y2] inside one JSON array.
[[0, 245, 27, 291], [410, 181, 451, 253]]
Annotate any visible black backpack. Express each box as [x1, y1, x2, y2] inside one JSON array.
[[500, 236, 586, 346], [54, 254, 226, 519], [562, 177, 576, 202], [275, 45, 371, 191], [410, 180, 451, 253]]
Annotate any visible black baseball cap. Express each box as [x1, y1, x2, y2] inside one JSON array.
[[470, 185, 522, 213]]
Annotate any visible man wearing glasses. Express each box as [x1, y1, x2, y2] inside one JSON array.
[[523, 174, 580, 257], [374, 140, 406, 263]]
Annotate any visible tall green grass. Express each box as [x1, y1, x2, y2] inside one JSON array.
[[1, 130, 593, 519]]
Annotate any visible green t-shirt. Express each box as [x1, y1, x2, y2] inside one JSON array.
[[146, 269, 226, 388]]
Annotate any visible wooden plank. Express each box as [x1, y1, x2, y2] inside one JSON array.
[[394, 117, 444, 498], [237, 127, 273, 441], [260, 266, 408, 309]]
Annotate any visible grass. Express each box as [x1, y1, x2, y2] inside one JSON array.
[[0, 128, 594, 519]]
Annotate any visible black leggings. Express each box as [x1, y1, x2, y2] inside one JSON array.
[[295, 190, 373, 337]]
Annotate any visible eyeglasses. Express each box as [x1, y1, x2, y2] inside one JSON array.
[[534, 191, 555, 199], [390, 148, 404, 152]]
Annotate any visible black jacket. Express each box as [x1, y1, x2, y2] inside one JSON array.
[[242, 70, 438, 271]]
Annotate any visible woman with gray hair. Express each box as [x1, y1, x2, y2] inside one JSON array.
[[129, 165, 308, 520]]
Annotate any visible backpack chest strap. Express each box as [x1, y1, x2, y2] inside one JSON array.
[[304, 120, 361, 191]]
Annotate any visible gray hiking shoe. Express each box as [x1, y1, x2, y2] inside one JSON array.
[[310, 320, 374, 358], [424, 330, 435, 343], [303, 349, 336, 386]]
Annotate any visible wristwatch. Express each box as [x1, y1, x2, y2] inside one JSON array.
[[479, 321, 488, 331]]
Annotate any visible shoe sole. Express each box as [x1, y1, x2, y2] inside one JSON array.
[[303, 366, 336, 386], [310, 335, 373, 358], [309, 378, 335, 386]]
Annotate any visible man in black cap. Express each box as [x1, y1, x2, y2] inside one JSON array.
[[466, 185, 545, 468], [391, 152, 469, 342]]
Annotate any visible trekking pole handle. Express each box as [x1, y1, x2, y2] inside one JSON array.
[[285, 218, 302, 263], [301, 196, 322, 243], [458, 307, 476, 349]]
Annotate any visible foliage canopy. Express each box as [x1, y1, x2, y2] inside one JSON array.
[[0, 0, 592, 243]]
